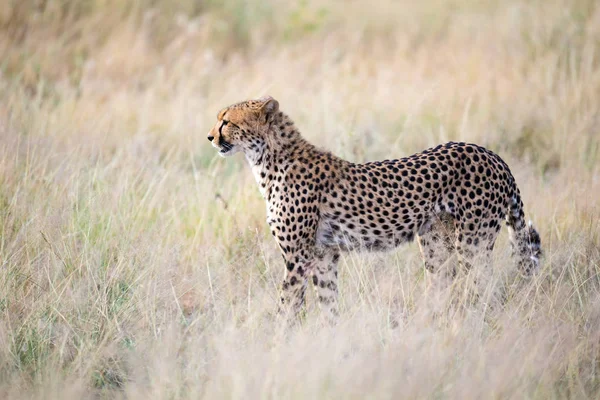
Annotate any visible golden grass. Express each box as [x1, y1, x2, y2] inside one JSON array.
[[1, 0, 599, 398]]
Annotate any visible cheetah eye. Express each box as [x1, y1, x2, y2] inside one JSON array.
[[221, 120, 240, 131], [219, 120, 230, 135]]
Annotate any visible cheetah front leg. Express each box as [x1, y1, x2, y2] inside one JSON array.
[[280, 267, 309, 319], [268, 195, 321, 321], [310, 250, 340, 323], [278, 246, 314, 320]]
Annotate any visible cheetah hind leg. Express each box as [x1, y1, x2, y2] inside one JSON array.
[[417, 212, 456, 288], [453, 223, 500, 307]]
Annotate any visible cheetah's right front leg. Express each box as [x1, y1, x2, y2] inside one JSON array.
[[278, 244, 315, 320], [279, 264, 309, 319], [279, 248, 340, 323], [269, 198, 321, 321]]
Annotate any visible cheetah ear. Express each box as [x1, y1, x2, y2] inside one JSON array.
[[258, 96, 279, 116]]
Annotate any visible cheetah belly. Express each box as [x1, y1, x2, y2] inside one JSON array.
[[316, 216, 357, 251], [316, 214, 404, 252]]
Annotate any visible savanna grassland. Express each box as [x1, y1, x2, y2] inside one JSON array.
[[1, 0, 600, 398]]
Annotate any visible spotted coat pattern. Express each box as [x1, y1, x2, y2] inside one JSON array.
[[208, 96, 542, 320]]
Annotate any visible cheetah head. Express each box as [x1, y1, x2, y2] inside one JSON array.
[[207, 96, 279, 158]]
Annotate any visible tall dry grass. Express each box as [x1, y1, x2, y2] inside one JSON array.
[[1, 0, 599, 398]]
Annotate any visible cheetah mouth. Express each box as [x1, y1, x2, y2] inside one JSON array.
[[215, 140, 240, 157], [218, 140, 234, 154]]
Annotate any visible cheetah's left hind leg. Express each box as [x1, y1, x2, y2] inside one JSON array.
[[417, 212, 456, 279]]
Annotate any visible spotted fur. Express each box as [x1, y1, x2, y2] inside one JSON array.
[[208, 96, 542, 320]]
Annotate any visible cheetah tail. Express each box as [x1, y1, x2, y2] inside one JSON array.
[[506, 188, 542, 274]]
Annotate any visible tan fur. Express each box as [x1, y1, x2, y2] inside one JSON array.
[[208, 96, 542, 321]]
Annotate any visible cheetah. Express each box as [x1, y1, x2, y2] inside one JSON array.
[[208, 96, 542, 320]]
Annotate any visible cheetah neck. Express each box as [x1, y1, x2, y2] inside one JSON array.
[[245, 113, 315, 199]]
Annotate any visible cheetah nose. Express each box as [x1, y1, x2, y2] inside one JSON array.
[[207, 135, 214, 142]]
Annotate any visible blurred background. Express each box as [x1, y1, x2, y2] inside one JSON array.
[[1, 0, 599, 398]]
